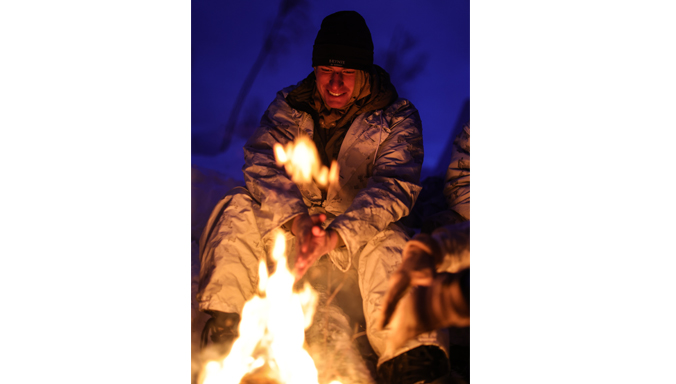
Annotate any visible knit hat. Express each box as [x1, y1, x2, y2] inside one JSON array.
[[312, 11, 374, 71]]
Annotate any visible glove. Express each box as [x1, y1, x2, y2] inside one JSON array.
[[378, 229, 470, 352], [379, 233, 441, 329]]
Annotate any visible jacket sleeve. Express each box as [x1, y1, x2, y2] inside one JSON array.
[[328, 100, 424, 260], [242, 89, 309, 239], [426, 222, 470, 327], [424, 268, 470, 329], [444, 122, 470, 220]]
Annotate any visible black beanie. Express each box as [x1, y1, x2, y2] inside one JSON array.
[[312, 11, 374, 71]]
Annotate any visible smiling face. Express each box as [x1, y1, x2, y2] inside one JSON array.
[[314, 66, 357, 109]]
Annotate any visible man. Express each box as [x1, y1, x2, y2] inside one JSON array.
[[197, 11, 450, 383]]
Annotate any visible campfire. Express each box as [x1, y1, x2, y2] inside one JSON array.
[[200, 231, 336, 384], [199, 137, 345, 384]]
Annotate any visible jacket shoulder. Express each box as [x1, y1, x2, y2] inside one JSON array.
[[269, 84, 300, 109], [262, 84, 304, 124], [278, 83, 301, 99], [383, 98, 421, 131], [386, 98, 418, 114]]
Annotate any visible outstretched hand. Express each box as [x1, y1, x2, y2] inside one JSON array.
[[378, 239, 437, 330], [378, 230, 470, 351], [291, 213, 339, 280]]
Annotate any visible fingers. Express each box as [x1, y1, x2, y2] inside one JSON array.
[[380, 271, 411, 329], [294, 260, 307, 280], [294, 239, 319, 279], [309, 213, 326, 225], [401, 245, 436, 279], [408, 270, 434, 286], [292, 213, 311, 233], [383, 291, 428, 352], [294, 250, 320, 281], [293, 222, 340, 282], [301, 231, 312, 252], [301, 213, 325, 238], [312, 226, 325, 236], [294, 247, 313, 279], [310, 214, 327, 237], [294, 263, 308, 282], [296, 213, 328, 251], [379, 244, 434, 330]]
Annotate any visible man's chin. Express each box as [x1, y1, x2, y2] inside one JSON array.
[[326, 100, 348, 109]]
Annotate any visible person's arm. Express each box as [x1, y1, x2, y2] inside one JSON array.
[[443, 122, 470, 220], [378, 223, 470, 350], [242, 88, 310, 239], [327, 100, 424, 262], [380, 222, 469, 326]]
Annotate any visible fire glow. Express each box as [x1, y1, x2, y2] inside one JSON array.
[[200, 232, 338, 384], [273, 136, 339, 188]]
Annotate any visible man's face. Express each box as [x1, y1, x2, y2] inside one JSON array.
[[314, 66, 356, 109]]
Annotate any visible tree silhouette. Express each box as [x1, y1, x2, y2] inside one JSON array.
[[377, 27, 429, 98], [217, 0, 311, 153], [214, 10, 429, 154]]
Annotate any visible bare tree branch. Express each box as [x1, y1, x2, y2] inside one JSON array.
[[378, 27, 429, 98], [218, 0, 311, 153]]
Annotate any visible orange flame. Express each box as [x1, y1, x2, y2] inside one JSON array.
[[273, 136, 339, 189], [200, 232, 337, 384]]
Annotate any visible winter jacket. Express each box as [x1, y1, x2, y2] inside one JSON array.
[[444, 122, 470, 220], [243, 84, 424, 271]]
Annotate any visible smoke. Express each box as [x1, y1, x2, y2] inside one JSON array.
[[304, 283, 376, 384]]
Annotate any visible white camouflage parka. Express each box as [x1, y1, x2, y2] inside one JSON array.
[[243, 84, 425, 272]]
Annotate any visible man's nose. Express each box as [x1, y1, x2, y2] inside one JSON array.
[[329, 73, 343, 88]]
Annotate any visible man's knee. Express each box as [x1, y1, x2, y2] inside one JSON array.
[[226, 186, 255, 205]]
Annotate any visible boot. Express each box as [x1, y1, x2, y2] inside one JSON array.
[[377, 345, 450, 384], [200, 311, 240, 357]]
